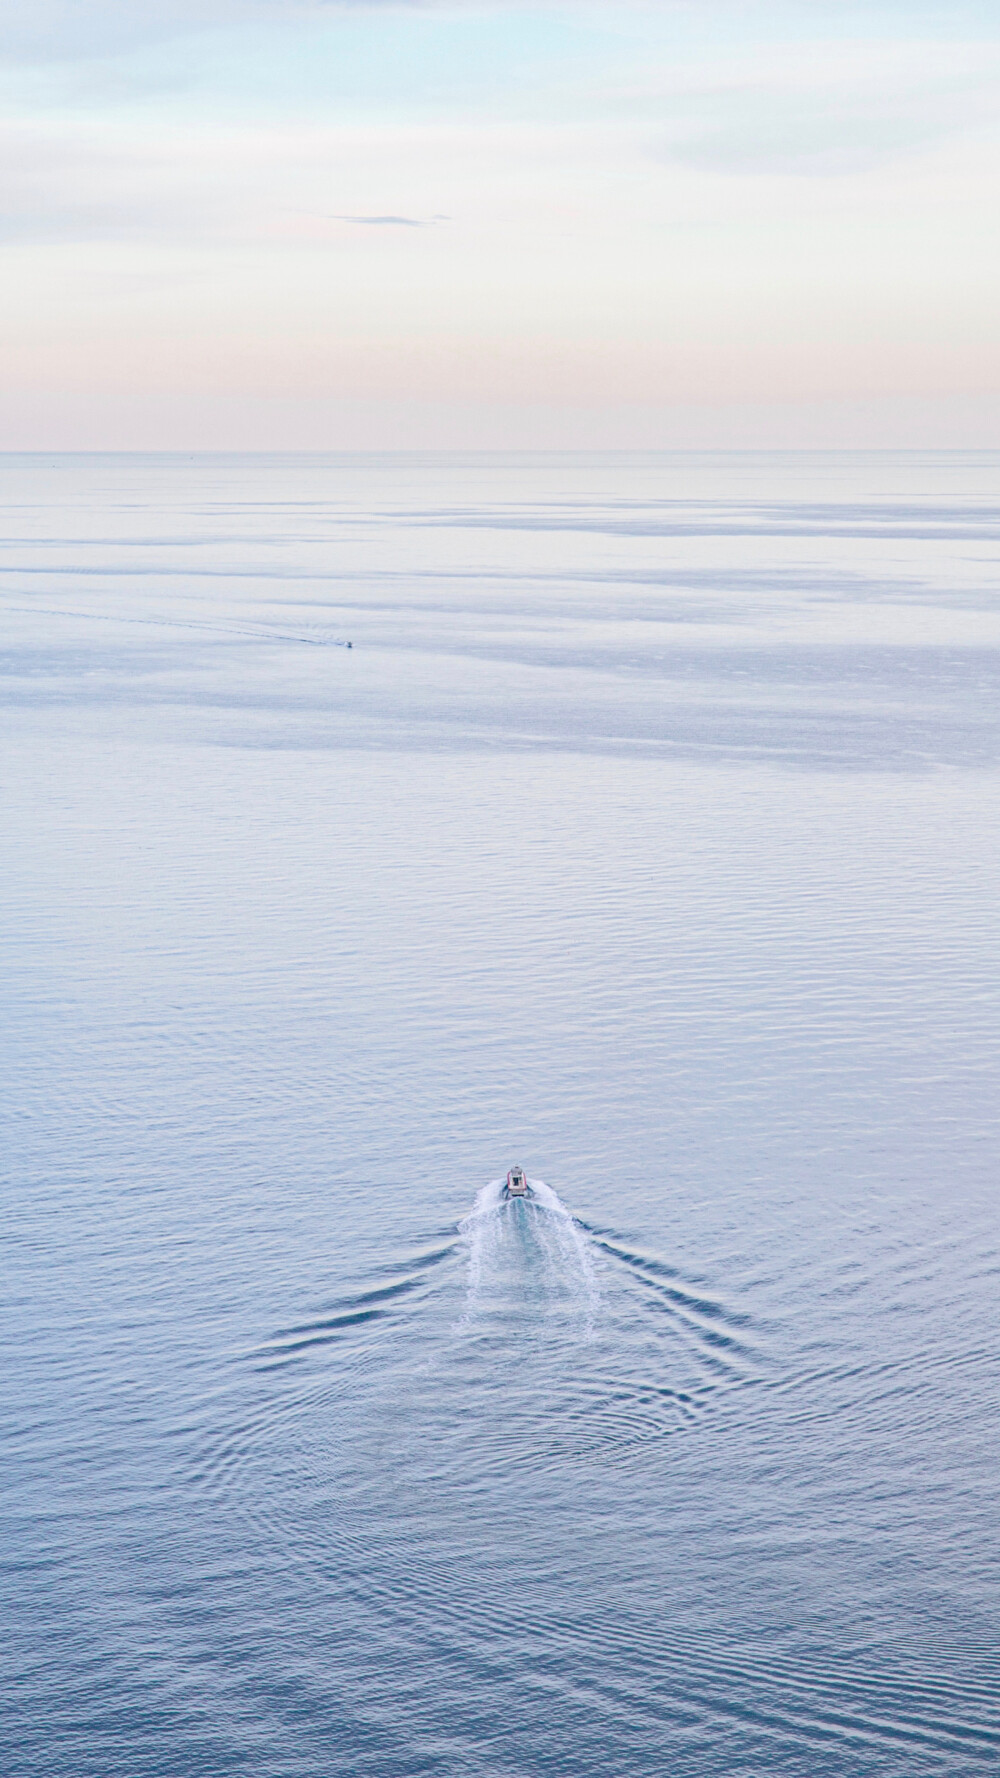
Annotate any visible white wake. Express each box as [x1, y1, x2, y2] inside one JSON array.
[[458, 1176, 600, 1334]]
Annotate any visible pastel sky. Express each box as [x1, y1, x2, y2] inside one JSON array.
[[2, 0, 999, 447]]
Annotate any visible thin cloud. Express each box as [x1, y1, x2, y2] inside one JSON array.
[[0, 2, 472, 66], [655, 68, 1000, 177], [330, 213, 448, 227]]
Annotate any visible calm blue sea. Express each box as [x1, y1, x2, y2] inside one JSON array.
[[3, 452, 999, 1776]]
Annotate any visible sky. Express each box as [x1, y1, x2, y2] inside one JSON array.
[[1, 0, 998, 449]]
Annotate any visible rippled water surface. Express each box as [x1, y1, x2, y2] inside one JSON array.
[[3, 452, 999, 1775]]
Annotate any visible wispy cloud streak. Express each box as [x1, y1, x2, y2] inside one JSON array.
[[329, 213, 448, 228]]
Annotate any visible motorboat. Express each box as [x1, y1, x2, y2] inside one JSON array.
[[505, 1166, 528, 1197]]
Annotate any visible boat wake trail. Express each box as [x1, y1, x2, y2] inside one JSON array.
[[459, 1176, 600, 1335]]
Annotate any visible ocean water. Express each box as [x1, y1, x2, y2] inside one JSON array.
[[3, 451, 999, 1776]]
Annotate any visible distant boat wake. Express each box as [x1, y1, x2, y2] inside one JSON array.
[[458, 1177, 600, 1335]]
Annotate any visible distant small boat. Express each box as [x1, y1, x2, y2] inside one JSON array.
[[505, 1166, 528, 1197]]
